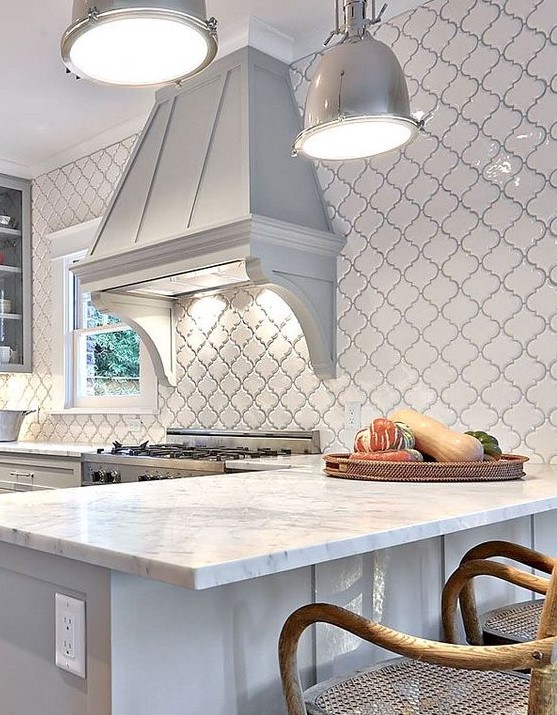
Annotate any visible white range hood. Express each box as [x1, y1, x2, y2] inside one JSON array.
[[73, 46, 345, 386]]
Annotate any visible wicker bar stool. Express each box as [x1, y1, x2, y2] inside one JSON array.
[[442, 541, 556, 646], [279, 559, 557, 715]]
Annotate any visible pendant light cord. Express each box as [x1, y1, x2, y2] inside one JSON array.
[[370, 1, 388, 24]]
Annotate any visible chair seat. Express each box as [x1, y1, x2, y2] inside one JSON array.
[[481, 599, 544, 644], [304, 658, 529, 715]]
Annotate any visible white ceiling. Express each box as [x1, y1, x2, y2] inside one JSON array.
[[2, 0, 427, 178]]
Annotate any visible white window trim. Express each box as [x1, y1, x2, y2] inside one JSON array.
[[49, 219, 158, 415]]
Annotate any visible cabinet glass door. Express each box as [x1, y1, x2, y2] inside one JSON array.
[[0, 175, 31, 372]]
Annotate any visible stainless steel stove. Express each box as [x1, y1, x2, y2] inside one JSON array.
[[82, 430, 320, 485]]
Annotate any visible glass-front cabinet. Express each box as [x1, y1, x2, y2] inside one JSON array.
[[0, 174, 31, 373]]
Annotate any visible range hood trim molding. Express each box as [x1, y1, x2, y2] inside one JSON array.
[[73, 214, 344, 292]]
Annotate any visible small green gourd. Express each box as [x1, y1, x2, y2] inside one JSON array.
[[465, 431, 503, 460]]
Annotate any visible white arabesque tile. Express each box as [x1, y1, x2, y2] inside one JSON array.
[[0, 0, 553, 461]]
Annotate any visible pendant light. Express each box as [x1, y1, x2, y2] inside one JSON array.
[[61, 0, 218, 87], [294, 0, 422, 161]]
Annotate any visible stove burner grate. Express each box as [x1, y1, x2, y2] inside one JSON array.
[[97, 442, 292, 461]]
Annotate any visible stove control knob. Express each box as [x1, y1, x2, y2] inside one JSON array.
[[105, 471, 121, 484], [92, 470, 105, 483]]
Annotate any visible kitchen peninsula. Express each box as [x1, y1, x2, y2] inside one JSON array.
[[0, 459, 555, 715]]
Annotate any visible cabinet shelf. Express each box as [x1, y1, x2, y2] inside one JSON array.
[[0, 265, 22, 276], [0, 228, 21, 239], [0, 313, 22, 321]]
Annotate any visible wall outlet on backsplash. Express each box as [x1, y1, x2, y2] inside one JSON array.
[[345, 402, 362, 432], [126, 417, 142, 434]]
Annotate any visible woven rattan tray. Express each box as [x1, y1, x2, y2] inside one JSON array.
[[323, 454, 529, 483]]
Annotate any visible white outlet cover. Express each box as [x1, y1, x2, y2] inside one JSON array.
[[55, 593, 86, 679], [345, 402, 362, 431]]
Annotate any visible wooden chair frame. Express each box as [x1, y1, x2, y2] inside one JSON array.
[[442, 541, 556, 645], [279, 556, 557, 715]]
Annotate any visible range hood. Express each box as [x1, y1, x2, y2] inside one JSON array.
[[73, 46, 345, 386]]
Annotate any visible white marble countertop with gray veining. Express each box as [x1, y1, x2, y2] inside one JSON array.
[[0, 459, 554, 590], [0, 442, 106, 458], [224, 454, 320, 470]]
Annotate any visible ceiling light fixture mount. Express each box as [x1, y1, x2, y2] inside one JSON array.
[[294, 0, 422, 162], [61, 0, 218, 87]]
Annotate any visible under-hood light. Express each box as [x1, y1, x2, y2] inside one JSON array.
[[294, 0, 421, 161], [123, 261, 250, 297], [61, 1, 218, 87]]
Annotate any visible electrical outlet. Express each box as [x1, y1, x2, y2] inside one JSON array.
[[55, 593, 86, 678], [126, 417, 142, 433], [345, 402, 362, 431]]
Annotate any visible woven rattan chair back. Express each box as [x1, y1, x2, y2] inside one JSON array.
[[441, 541, 556, 647]]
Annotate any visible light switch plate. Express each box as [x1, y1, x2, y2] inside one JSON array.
[[126, 417, 142, 433], [55, 593, 86, 678]]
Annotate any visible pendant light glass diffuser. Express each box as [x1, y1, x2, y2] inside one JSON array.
[[295, 0, 420, 161], [61, 0, 218, 87]]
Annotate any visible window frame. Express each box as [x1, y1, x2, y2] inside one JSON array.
[[50, 219, 158, 415]]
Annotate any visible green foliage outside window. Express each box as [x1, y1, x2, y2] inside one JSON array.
[[92, 329, 140, 378]]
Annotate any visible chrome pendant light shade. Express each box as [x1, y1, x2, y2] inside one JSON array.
[[295, 0, 421, 161], [61, 0, 218, 87]]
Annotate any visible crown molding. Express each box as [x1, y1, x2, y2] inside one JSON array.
[[217, 16, 294, 64], [30, 111, 151, 179], [0, 157, 32, 180]]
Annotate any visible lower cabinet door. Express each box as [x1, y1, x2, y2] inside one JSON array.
[[0, 456, 81, 490]]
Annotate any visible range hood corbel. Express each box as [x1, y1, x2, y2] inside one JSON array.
[[93, 291, 178, 386], [73, 46, 345, 385]]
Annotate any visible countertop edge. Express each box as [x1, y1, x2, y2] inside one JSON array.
[[0, 474, 556, 590], [0, 442, 105, 458]]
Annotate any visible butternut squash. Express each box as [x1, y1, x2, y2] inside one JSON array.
[[388, 408, 483, 462]]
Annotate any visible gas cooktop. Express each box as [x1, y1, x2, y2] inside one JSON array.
[[104, 441, 295, 461], [82, 430, 320, 486]]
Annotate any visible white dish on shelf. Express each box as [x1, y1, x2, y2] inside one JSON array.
[[0, 346, 13, 363], [0, 299, 11, 314]]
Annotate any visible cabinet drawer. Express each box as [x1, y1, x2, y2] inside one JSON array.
[[0, 456, 81, 490]]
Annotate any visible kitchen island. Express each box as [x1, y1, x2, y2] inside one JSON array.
[[0, 457, 555, 714]]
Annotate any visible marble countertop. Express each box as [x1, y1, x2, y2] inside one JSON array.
[[224, 454, 319, 470], [0, 442, 105, 458], [0, 459, 555, 590]]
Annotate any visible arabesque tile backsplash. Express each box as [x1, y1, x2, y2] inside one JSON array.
[[1, 0, 556, 459]]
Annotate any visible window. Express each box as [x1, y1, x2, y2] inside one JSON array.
[[50, 219, 157, 413]]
